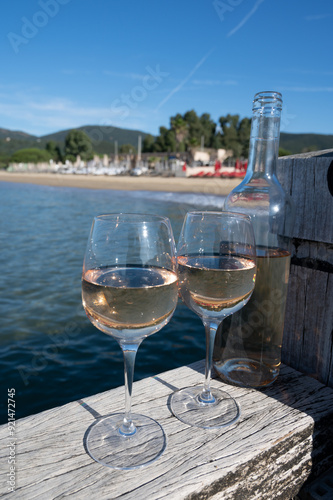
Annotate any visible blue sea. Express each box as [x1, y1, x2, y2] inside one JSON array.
[[0, 181, 225, 423]]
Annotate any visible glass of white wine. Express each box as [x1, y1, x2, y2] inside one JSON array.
[[171, 211, 256, 429], [82, 213, 178, 469]]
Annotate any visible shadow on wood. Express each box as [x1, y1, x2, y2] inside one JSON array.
[[278, 150, 333, 387]]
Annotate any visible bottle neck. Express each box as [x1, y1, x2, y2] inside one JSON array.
[[247, 110, 281, 178]]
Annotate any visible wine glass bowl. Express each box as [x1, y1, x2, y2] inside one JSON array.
[[82, 213, 178, 469], [171, 211, 256, 428]]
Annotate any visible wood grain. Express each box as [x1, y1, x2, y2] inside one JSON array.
[[277, 149, 333, 244], [1, 361, 332, 499], [283, 266, 333, 387], [277, 150, 333, 387]]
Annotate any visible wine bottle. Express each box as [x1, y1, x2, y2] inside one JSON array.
[[213, 91, 295, 387]]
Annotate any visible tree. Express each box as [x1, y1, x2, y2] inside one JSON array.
[[142, 134, 155, 153], [64, 130, 93, 161], [119, 144, 136, 154], [182, 110, 216, 148], [183, 110, 202, 145], [211, 132, 223, 150], [279, 147, 291, 157], [153, 110, 219, 153], [153, 127, 176, 152], [188, 136, 199, 148], [237, 117, 251, 157], [141, 110, 252, 156], [199, 113, 216, 148], [0, 153, 10, 169], [11, 148, 51, 163], [46, 140, 62, 162], [219, 114, 249, 157], [170, 114, 188, 151]]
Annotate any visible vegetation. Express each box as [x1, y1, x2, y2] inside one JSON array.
[[218, 114, 251, 157], [0, 120, 332, 168], [119, 144, 136, 154], [0, 153, 10, 169], [149, 127, 176, 153], [142, 134, 155, 152], [278, 147, 292, 157], [10, 148, 51, 163], [64, 130, 93, 161], [142, 111, 279, 158], [42, 125, 148, 154], [279, 132, 333, 154], [144, 111, 220, 154], [46, 140, 62, 162]]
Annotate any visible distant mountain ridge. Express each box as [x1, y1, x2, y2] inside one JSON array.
[[0, 127, 38, 141], [0, 125, 149, 156], [42, 125, 149, 151], [0, 125, 332, 156], [279, 132, 333, 154]]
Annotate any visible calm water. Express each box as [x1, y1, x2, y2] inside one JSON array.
[[0, 181, 225, 423]]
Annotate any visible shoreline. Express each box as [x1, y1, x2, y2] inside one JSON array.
[[0, 171, 241, 196]]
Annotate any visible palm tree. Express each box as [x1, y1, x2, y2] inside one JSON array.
[[170, 115, 188, 152]]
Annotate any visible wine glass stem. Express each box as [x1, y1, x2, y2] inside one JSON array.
[[119, 343, 140, 436], [201, 321, 218, 403]]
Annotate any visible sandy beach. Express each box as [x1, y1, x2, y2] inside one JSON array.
[[0, 171, 242, 196]]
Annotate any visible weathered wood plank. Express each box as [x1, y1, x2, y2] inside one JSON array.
[[282, 267, 333, 387], [276, 150, 333, 387], [291, 239, 333, 267], [1, 361, 332, 499], [277, 149, 333, 244]]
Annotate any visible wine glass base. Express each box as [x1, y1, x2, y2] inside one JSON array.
[[170, 386, 240, 429], [86, 413, 166, 469]]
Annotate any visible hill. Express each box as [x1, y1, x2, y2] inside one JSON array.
[[0, 125, 332, 157], [0, 125, 150, 157], [0, 127, 38, 141], [41, 125, 149, 154], [0, 128, 41, 157], [280, 132, 333, 154]]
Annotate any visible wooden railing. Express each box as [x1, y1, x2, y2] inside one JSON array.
[[278, 149, 333, 387], [0, 150, 332, 499], [0, 360, 332, 499]]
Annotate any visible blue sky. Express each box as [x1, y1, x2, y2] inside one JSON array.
[[0, 0, 332, 137]]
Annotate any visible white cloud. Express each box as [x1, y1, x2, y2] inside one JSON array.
[[0, 90, 151, 135], [26, 98, 73, 112], [304, 14, 331, 21], [103, 70, 147, 80], [192, 79, 221, 86]]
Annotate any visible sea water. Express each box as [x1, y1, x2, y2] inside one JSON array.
[[0, 181, 225, 422]]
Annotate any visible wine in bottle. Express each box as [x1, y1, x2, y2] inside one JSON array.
[[213, 91, 295, 388]]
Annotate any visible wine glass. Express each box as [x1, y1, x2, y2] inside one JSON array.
[[82, 213, 178, 469], [171, 211, 256, 429]]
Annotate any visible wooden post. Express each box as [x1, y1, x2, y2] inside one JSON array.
[[277, 149, 333, 387]]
